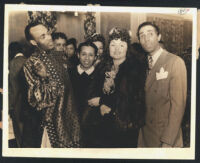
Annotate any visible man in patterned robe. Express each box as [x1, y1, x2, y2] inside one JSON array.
[[22, 22, 80, 147]]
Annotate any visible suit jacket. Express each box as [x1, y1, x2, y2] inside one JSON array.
[[138, 49, 187, 147]]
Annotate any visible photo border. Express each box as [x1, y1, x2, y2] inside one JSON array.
[[2, 4, 197, 159]]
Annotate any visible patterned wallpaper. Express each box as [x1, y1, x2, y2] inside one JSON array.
[[147, 16, 185, 56]]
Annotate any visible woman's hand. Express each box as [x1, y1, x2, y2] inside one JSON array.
[[100, 104, 111, 116], [88, 97, 100, 107]]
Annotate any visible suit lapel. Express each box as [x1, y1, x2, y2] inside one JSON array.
[[145, 50, 168, 91]]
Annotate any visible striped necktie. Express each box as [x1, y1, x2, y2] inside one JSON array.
[[147, 56, 153, 75], [148, 56, 153, 70]]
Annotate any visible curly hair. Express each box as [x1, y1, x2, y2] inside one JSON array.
[[108, 27, 131, 46], [101, 27, 132, 72]]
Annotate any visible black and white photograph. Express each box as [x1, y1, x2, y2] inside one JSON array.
[[2, 5, 197, 159]]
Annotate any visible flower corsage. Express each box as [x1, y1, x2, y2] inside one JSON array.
[[103, 65, 119, 95]]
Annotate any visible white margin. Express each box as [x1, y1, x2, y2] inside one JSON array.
[[2, 4, 197, 160]]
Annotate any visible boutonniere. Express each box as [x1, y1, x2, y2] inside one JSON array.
[[156, 67, 168, 80]]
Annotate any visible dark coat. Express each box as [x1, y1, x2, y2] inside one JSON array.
[[9, 55, 27, 147], [83, 57, 146, 147], [68, 66, 95, 119]]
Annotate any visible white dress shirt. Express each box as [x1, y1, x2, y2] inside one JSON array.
[[148, 47, 163, 67]]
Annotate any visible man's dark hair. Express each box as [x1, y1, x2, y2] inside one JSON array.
[[66, 38, 77, 50], [24, 22, 45, 42], [77, 41, 98, 56], [52, 32, 67, 42], [87, 33, 105, 48], [9, 41, 24, 61], [137, 22, 160, 40]]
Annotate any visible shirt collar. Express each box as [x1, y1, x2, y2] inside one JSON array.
[[148, 47, 163, 66], [77, 64, 95, 75], [15, 53, 24, 58]]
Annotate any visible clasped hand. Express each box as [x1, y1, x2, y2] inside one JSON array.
[[100, 104, 111, 116], [88, 97, 111, 116], [88, 97, 100, 107]]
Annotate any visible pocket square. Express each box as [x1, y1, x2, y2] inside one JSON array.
[[156, 67, 168, 80]]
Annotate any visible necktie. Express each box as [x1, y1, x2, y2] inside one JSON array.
[[148, 56, 153, 70], [147, 56, 153, 75]]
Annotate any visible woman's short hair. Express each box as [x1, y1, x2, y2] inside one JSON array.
[[77, 41, 98, 56]]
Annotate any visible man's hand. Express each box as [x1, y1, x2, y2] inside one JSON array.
[[88, 97, 100, 107], [34, 61, 48, 78], [100, 104, 111, 116], [161, 142, 172, 148]]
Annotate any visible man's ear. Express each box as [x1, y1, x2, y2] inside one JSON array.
[[158, 34, 161, 42], [77, 53, 80, 59], [30, 40, 37, 46]]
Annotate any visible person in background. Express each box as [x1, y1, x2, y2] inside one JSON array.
[[22, 22, 80, 148], [137, 22, 187, 148], [52, 32, 67, 52], [66, 38, 79, 68], [8, 42, 27, 147], [85, 27, 146, 147], [87, 33, 106, 67], [130, 42, 147, 65]]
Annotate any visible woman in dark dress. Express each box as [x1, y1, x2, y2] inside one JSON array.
[[83, 27, 146, 148]]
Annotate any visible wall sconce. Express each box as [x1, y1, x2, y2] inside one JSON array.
[[74, 12, 78, 16]]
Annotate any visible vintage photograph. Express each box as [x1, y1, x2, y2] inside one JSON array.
[[3, 5, 196, 159]]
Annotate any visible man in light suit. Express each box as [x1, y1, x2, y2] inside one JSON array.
[[137, 22, 187, 147]]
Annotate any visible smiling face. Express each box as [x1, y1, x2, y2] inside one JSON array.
[[78, 46, 96, 70], [29, 24, 54, 51], [138, 25, 161, 56], [109, 39, 127, 61], [54, 38, 66, 52]]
